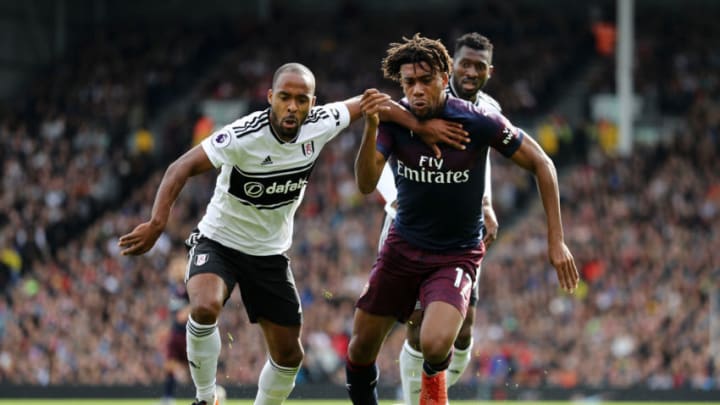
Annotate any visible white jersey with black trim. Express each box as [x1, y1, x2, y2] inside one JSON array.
[[198, 102, 351, 256], [446, 82, 502, 113], [445, 84, 500, 202]]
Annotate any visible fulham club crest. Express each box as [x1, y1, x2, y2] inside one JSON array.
[[195, 254, 209, 266], [301, 141, 315, 157]]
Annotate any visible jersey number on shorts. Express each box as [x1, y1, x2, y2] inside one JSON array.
[[454, 267, 472, 297]]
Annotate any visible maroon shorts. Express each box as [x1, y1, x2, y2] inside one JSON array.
[[357, 228, 484, 322], [166, 329, 187, 363]]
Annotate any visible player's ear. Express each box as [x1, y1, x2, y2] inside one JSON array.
[[488, 65, 494, 79], [310, 95, 317, 109], [267, 89, 273, 105], [441, 72, 449, 87]]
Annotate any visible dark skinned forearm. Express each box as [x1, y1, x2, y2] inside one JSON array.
[[149, 160, 193, 229], [355, 120, 383, 194], [533, 157, 564, 245]]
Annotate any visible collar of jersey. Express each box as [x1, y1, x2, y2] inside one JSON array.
[[447, 80, 480, 104]]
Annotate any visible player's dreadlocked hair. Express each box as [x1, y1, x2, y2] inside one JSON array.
[[381, 33, 453, 83], [454, 32, 493, 61]]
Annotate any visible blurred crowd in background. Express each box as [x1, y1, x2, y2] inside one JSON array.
[[0, 0, 718, 396]]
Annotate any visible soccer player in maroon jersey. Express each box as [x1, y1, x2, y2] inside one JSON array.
[[397, 32, 501, 404], [345, 34, 579, 405]]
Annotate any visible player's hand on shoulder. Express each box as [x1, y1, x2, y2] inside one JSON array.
[[360, 88, 391, 125], [118, 220, 164, 256], [548, 241, 579, 293], [415, 119, 469, 158]]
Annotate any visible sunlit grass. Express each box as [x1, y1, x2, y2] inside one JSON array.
[[2, 401, 720, 405]]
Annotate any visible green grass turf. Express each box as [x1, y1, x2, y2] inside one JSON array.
[[3, 401, 720, 405]]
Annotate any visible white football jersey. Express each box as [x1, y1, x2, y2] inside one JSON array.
[[446, 82, 502, 113], [376, 164, 397, 217], [198, 102, 351, 256]]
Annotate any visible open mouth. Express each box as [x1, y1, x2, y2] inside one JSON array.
[[282, 117, 298, 129], [461, 80, 479, 92]]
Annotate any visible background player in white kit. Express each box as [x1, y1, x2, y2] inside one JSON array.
[[118, 62, 468, 405]]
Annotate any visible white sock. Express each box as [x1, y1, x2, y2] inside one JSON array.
[[447, 337, 473, 387], [254, 357, 300, 405], [399, 340, 423, 405], [186, 315, 221, 403]]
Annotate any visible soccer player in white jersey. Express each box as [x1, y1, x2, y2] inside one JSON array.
[[389, 32, 503, 405], [118, 63, 468, 405]]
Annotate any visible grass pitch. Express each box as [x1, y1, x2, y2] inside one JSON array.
[[3, 401, 720, 405]]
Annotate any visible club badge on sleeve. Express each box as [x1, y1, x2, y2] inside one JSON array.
[[212, 131, 232, 148]]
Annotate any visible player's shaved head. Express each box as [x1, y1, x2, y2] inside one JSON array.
[[272, 63, 316, 94], [267, 62, 317, 140]]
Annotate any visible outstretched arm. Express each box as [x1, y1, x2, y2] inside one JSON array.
[[355, 89, 389, 194], [342, 94, 366, 122], [344, 91, 469, 158], [379, 100, 469, 158], [509, 134, 579, 292], [118, 145, 214, 255]]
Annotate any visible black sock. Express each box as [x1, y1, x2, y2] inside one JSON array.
[[423, 352, 452, 376], [345, 358, 379, 405], [163, 372, 176, 397]]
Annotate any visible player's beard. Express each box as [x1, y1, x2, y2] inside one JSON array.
[[454, 79, 482, 100], [270, 113, 301, 141], [454, 76, 486, 100]]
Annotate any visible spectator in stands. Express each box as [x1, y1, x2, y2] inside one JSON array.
[[2, 4, 717, 396]]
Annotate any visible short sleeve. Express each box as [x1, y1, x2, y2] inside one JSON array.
[[484, 111, 524, 157], [376, 123, 395, 159], [316, 102, 352, 140], [201, 126, 235, 167]]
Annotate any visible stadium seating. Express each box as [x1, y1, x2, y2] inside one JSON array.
[[0, 1, 718, 396]]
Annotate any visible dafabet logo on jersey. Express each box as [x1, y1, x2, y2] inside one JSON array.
[[228, 161, 316, 209]]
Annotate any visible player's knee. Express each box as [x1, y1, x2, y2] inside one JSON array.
[[348, 335, 376, 364], [420, 333, 455, 364], [189, 301, 222, 324], [347, 337, 368, 362], [272, 344, 304, 368]]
